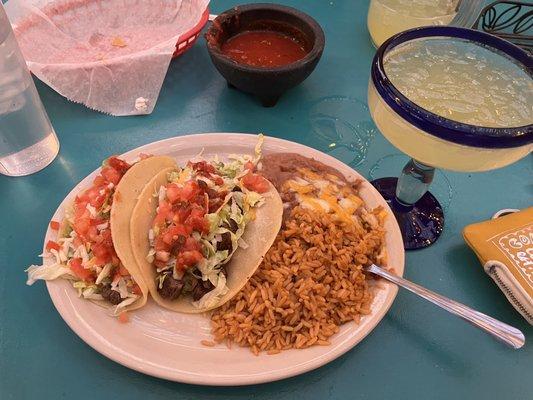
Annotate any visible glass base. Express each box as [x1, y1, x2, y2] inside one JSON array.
[[0, 132, 59, 177], [371, 177, 444, 250]]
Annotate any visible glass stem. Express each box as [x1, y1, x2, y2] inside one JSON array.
[[395, 159, 435, 208]]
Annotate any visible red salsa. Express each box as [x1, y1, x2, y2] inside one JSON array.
[[221, 30, 308, 68]]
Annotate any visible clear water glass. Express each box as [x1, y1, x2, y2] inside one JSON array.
[[0, 4, 59, 177]]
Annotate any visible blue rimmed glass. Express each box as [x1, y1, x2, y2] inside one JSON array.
[[368, 26, 533, 250]]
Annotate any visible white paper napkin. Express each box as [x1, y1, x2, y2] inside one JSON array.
[[6, 0, 209, 116]]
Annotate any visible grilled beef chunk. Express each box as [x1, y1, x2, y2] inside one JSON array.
[[208, 198, 224, 213], [192, 279, 215, 301], [100, 285, 122, 305], [224, 218, 238, 233], [217, 232, 233, 252], [158, 274, 184, 300], [198, 180, 208, 191], [217, 216, 239, 252], [206, 188, 219, 199]]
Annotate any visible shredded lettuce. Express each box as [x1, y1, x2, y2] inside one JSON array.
[[146, 248, 156, 263], [148, 229, 155, 246], [60, 220, 73, 239], [158, 186, 167, 202], [117, 278, 129, 299], [245, 191, 264, 208], [157, 274, 167, 289], [215, 160, 244, 179], [95, 263, 113, 284], [230, 201, 244, 226], [197, 250, 229, 286], [73, 281, 89, 296], [201, 238, 217, 258], [73, 244, 89, 265], [254, 133, 264, 163], [205, 213, 221, 234], [86, 204, 98, 218], [168, 167, 191, 184], [189, 148, 205, 163], [167, 169, 182, 183], [159, 257, 175, 274], [81, 285, 103, 300], [114, 296, 139, 315], [192, 273, 229, 309], [26, 263, 74, 285], [100, 188, 113, 215]]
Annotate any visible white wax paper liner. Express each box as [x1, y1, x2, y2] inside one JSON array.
[[5, 0, 209, 116]]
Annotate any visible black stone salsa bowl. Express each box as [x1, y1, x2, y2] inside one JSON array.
[[205, 3, 325, 107]]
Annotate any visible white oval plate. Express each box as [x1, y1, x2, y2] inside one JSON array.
[[44, 133, 404, 385]]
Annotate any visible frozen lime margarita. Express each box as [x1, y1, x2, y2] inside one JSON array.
[[367, 0, 459, 47], [369, 37, 532, 171], [367, 27, 532, 250]]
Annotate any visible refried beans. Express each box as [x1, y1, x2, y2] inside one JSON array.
[[259, 153, 361, 220]]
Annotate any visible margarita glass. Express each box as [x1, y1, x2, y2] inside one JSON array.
[[367, 0, 485, 48], [368, 26, 533, 250]]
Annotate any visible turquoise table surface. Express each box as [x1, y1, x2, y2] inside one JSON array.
[[1, 0, 532, 399]]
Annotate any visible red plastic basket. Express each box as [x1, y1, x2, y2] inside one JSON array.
[[172, 8, 210, 58]]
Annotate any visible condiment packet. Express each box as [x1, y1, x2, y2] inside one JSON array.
[[463, 207, 533, 324], [5, 0, 209, 116]]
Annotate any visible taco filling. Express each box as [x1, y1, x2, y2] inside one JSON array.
[[147, 156, 271, 309], [26, 156, 143, 312]]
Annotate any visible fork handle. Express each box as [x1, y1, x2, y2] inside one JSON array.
[[367, 264, 525, 349]]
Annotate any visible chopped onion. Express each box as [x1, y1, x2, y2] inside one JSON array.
[[96, 222, 108, 231], [95, 263, 113, 284], [158, 186, 167, 202], [85, 204, 98, 218]]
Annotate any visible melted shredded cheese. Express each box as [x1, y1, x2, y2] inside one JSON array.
[[284, 168, 364, 225]]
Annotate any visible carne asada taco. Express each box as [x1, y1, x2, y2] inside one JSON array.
[[26, 155, 176, 315], [131, 149, 283, 313]]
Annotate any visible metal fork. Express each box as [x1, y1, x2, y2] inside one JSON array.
[[364, 264, 525, 349]]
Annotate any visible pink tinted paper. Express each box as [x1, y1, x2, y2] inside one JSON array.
[[6, 0, 209, 115]]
